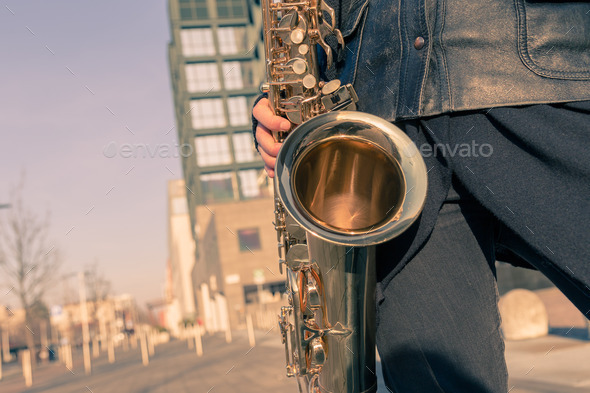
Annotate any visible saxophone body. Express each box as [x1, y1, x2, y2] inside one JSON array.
[[261, 1, 429, 392]]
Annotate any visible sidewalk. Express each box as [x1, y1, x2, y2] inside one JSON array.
[[0, 329, 293, 393], [1, 328, 588, 392], [504, 287, 590, 393], [505, 335, 590, 393]]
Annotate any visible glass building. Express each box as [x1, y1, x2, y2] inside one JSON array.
[[167, 0, 284, 331], [168, 0, 266, 217]]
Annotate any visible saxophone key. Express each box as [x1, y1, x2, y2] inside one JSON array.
[[286, 244, 310, 270]]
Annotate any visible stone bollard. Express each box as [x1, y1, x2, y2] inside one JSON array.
[[498, 288, 549, 340], [140, 330, 149, 366], [22, 349, 33, 387], [147, 330, 155, 357], [65, 344, 73, 371], [194, 325, 203, 357], [246, 314, 256, 348]]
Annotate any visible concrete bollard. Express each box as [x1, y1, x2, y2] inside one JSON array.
[[194, 326, 203, 357], [22, 349, 33, 387], [65, 344, 73, 371], [140, 330, 149, 366], [246, 314, 256, 348], [83, 340, 92, 375], [499, 288, 549, 340], [147, 330, 155, 357]]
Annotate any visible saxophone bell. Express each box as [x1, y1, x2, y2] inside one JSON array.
[[276, 111, 427, 246]]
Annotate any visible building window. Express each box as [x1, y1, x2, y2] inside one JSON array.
[[180, 28, 215, 57], [189, 98, 226, 129], [217, 26, 248, 55], [179, 0, 209, 20], [237, 228, 261, 252], [233, 133, 256, 163], [222, 61, 243, 90], [227, 96, 249, 126], [185, 63, 220, 93], [201, 172, 234, 202], [238, 169, 262, 198], [243, 282, 286, 304], [195, 135, 232, 167], [217, 0, 246, 19], [222, 61, 257, 90], [171, 196, 188, 215]]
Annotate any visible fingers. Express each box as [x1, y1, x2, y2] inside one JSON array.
[[253, 98, 292, 178], [264, 165, 275, 178], [253, 98, 292, 133], [256, 125, 282, 157], [257, 126, 279, 178], [259, 146, 276, 169]]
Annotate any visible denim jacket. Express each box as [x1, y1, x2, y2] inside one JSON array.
[[325, 0, 590, 121]]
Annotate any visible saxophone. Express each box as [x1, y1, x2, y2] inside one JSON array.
[[261, 1, 428, 392]]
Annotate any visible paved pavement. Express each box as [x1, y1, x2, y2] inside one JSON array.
[[0, 328, 588, 393], [503, 287, 590, 393], [0, 329, 293, 393], [505, 335, 590, 393]]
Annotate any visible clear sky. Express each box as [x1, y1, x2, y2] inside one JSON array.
[[0, 1, 180, 307]]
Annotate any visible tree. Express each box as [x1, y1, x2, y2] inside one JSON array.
[[85, 261, 112, 345], [0, 180, 60, 360], [86, 261, 111, 304]]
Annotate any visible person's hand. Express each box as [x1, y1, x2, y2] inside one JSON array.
[[252, 98, 292, 178]]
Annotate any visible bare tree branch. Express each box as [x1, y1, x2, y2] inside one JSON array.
[[86, 260, 111, 303], [0, 179, 61, 353]]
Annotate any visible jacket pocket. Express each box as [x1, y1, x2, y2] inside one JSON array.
[[329, 0, 370, 84], [515, 0, 590, 80], [339, 0, 370, 38]]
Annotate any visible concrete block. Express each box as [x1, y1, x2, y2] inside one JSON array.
[[499, 289, 549, 340]]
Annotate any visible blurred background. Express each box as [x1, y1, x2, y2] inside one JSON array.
[[0, 1, 588, 392]]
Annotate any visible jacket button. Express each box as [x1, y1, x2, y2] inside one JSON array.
[[414, 36, 425, 50]]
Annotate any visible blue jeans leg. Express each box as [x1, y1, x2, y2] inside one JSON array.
[[376, 186, 508, 393]]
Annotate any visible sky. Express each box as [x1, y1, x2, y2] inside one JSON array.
[[0, 1, 181, 308]]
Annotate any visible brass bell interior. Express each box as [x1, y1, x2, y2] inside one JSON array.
[[292, 137, 406, 234]]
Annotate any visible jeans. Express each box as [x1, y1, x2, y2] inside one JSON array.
[[373, 101, 590, 392], [376, 180, 507, 392]]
